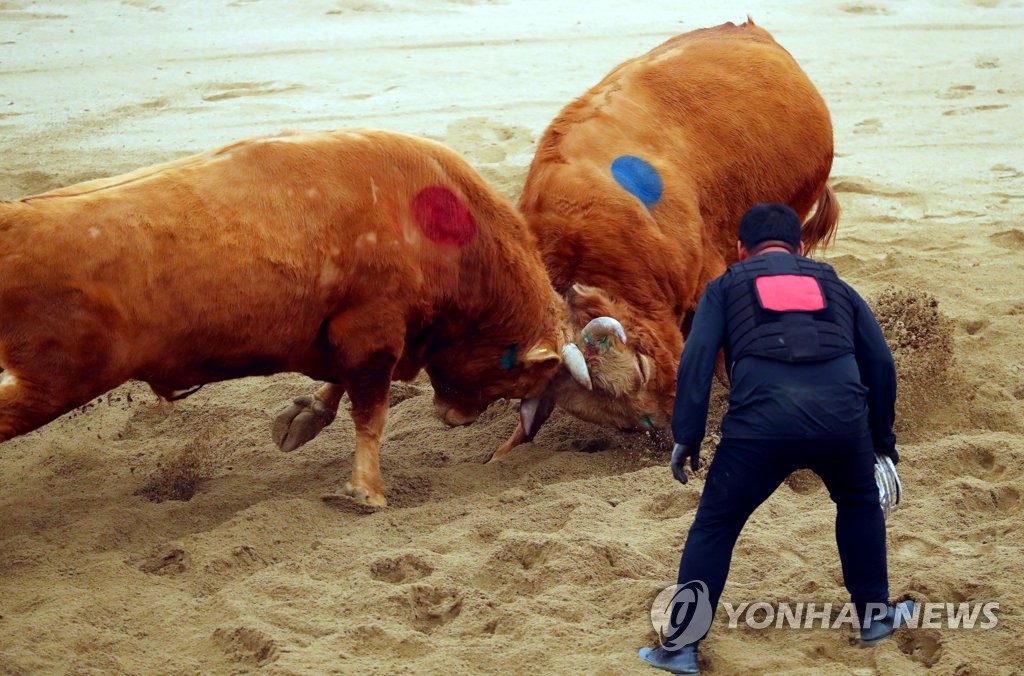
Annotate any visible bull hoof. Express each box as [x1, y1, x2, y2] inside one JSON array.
[[484, 443, 516, 464], [320, 492, 382, 513], [339, 481, 388, 508], [272, 395, 336, 452]]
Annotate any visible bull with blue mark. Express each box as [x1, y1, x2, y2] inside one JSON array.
[[488, 19, 841, 460]]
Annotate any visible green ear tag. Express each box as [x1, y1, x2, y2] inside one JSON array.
[[500, 344, 519, 370], [640, 414, 655, 430]]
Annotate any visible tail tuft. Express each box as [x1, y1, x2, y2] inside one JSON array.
[[801, 183, 840, 254]]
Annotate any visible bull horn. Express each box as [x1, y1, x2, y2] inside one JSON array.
[[581, 316, 627, 344], [562, 343, 592, 390], [520, 391, 554, 439]]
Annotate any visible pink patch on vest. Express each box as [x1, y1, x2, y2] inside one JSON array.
[[755, 275, 826, 312], [411, 186, 477, 246]]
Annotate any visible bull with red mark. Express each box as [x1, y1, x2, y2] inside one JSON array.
[[488, 20, 841, 460], [0, 129, 565, 507]]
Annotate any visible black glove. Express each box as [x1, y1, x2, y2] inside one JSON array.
[[882, 447, 900, 465], [671, 443, 700, 484]]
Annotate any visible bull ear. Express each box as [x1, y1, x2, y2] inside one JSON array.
[[523, 342, 562, 365], [636, 353, 653, 386], [569, 283, 614, 305], [567, 283, 616, 326]]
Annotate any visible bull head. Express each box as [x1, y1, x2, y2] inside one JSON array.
[[487, 283, 672, 463], [562, 284, 654, 400]]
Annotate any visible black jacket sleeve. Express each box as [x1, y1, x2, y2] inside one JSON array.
[[850, 286, 898, 455], [671, 280, 726, 449]]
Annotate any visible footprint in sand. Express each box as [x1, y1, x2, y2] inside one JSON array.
[[948, 479, 1020, 516], [942, 104, 1009, 116], [991, 485, 1020, 513], [111, 96, 172, 117], [135, 546, 190, 575], [936, 84, 975, 100], [202, 81, 306, 102], [202, 544, 268, 577], [895, 535, 941, 559], [989, 229, 1024, 250], [406, 584, 464, 629], [438, 117, 536, 196], [778, 546, 808, 565], [830, 176, 927, 220], [853, 118, 883, 134], [961, 318, 989, 335], [897, 630, 944, 668], [442, 117, 534, 165], [952, 442, 1006, 480], [1005, 301, 1024, 316], [119, 0, 164, 10], [324, 1, 394, 14], [369, 553, 434, 584], [838, 3, 891, 14], [831, 177, 918, 199], [0, 5, 68, 20], [990, 163, 1023, 179], [642, 489, 700, 519], [213, 626, 279, 666]]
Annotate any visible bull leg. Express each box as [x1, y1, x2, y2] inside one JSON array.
[[272, 382, 345, 452], [333, 350, 398, 508], [316, 305, 404, 508], [339, 393, 390, 507]]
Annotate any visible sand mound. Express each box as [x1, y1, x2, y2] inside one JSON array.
[[870, 286, 959, 441]]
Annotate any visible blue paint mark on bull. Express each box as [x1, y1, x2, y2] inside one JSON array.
[[500, 344, 518, 370], [611, 155, 663, 208]]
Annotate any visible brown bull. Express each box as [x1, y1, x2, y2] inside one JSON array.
[[0, 129, 565, 506], [489, 20, 840, 460]]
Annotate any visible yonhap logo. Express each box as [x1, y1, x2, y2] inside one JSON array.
[[650, 581, 714, 649]]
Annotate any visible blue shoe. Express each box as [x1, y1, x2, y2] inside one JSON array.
[[860, 600, 916, 646], [637, 644, 700, 674]]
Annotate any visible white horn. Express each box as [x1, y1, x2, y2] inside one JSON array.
[[582, 316, 627, 344], [562, 343, 593, 390]]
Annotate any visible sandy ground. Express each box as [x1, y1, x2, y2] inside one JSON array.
[[1, 0, 1023, 673]]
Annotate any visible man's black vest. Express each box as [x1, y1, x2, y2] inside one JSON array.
[[721, 253, 856, 368]]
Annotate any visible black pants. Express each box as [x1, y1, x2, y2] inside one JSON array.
[[676, 436, 888, 638]]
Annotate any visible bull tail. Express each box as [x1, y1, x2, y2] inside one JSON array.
[[800, 183, 840, 254]]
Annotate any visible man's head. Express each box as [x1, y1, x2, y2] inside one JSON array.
[[737, 203, 804, 259]]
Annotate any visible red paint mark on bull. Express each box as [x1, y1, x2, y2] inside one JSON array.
[[412, 185, 476, 246]]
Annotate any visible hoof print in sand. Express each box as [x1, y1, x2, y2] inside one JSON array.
[[407, 584, 463, 630], [897, 629, 944, 668], [204, 544, 268, 576], [853, 118, 883, 134], [370, 553, 434, 584], [135, 547, 189, 576], [989, 229, 1024, 250], [201, 81, 305, 102], [642, 490, 700, 520], [213, 626, 280, 666]]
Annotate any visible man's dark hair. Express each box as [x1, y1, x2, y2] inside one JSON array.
[[738, 203, 802, 253]]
